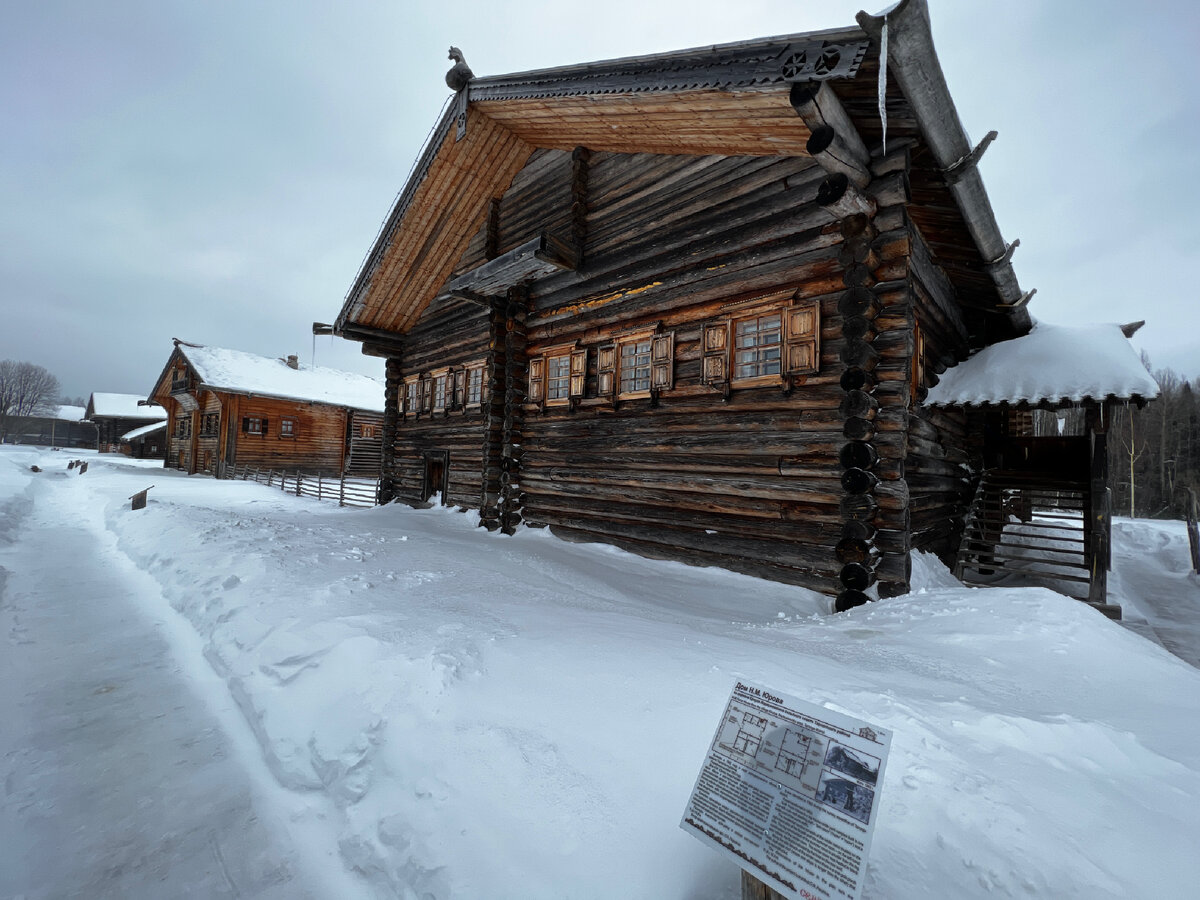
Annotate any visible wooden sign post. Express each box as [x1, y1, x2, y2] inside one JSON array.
[[128, 486, 154, 510]]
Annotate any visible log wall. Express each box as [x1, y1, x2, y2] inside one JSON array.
[[904, 224, 976, 562], [384, 296, 492, 508], [386, 146, 973, 598]]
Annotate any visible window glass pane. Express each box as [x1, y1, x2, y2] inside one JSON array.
[[468, 367, 482, 404], [734, 314, 783, 379], [620, 339, 652, 393], [547, 355, 571, 400]]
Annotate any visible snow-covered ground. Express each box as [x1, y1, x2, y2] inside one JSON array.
[[2, 445, 1199, 899]]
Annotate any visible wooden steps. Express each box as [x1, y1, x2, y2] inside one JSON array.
[[955, 469, 1119, 619]]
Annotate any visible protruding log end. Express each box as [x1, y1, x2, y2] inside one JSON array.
[[835, 589, 872, 613], [839, 440, 879, 471]]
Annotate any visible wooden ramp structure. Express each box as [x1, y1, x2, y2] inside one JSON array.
[[955, 467, 1120, 618]]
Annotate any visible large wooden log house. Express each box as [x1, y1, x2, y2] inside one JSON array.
[[331, 0, 1154, 611], [148, 341, 385, 479]]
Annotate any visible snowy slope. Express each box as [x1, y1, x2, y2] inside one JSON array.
[[3, 446, 1199, 899]]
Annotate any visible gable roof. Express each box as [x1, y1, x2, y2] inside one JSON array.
[[335, 0, 1030, 345], [924, 322, 1160, 409], [87, 393, 167, 421], [161, 342, 385, 412]]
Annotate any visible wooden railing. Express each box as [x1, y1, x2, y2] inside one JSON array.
[[228, 465, 381, 508]]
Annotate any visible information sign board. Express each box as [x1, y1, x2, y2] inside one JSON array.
[[681, 681, 891, 900]]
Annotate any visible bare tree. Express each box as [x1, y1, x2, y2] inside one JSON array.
[[0, 360, 62, 441]]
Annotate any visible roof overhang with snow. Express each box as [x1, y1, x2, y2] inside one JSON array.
[[335, 0, 1030, 345], [924, 322, 1160, 410], [121, 420, 168, 442]]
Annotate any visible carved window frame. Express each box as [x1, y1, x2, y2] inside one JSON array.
[[528, 344, 586, 408], [702, 291, 820, 390]]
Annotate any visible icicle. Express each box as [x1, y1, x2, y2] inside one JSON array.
[[877, 15, 889, 155]]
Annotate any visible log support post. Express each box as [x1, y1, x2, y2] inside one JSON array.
[[379, 356, 401, 505], [1086, 404, 1110, 606], [481, 286, 528, 533]]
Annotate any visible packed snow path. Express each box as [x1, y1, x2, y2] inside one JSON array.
[[0, 468, 351, 899]]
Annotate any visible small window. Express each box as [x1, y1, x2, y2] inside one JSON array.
[[433, 374, 447, 411], [911, 317, 925, 400], [201, 413, 219, 436], [404, 377, 419, 417], [279, 417, 296, 438], [360, 423, 378, 439], [175, 416, 191, 438], [610, 331, 674, 400], [528, 346, 585, 406], [466, 364, 484, 406], [243, 416, 267, 435]]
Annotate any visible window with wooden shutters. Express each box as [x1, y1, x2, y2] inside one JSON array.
[[701, 322, 729, 385], [597, 346, 616, 398], [528, 358, 545, 403], [784, 300, 820, 378], [612, 329, 674, 399], [705, 292, 820, 388], [569, 349, 587, 400]]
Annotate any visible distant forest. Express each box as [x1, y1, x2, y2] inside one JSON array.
[[1107, 360, 1200, 520]]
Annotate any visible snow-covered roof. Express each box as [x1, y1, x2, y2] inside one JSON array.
[[925, 322, 1160, 408], [121, 421, 168, 441], [88, 393, 168, 420], [55, 405, 86, 421], [177, 344, 384, 412]]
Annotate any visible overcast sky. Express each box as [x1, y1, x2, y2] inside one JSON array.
[[3, 0, 1197, 401]]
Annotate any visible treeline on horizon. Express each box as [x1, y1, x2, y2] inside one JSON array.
[[1107, 360, 1200, 521]]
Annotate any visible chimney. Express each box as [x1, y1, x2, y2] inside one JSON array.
[[286, 355, 299, 369]]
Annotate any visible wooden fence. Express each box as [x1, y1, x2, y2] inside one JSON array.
[[228, 465, 381, 508]]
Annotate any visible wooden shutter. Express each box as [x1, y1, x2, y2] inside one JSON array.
[[528, 357, 544, 403], [596, 346, 616, 398], [651, 332, 674, 391], [241, 417, 249, 433], [420, 375, 432, 412], [569, 348, 587, 399], [701, 321, 729, 384], [785, 301, 820, 376], [261, 418, 269, 435], [453, 369, 466, 409]]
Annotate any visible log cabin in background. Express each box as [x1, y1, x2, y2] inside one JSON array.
[[85, 393, 167, 454], [331, 0, 1155, 613], [148, 340, 385, 479]]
